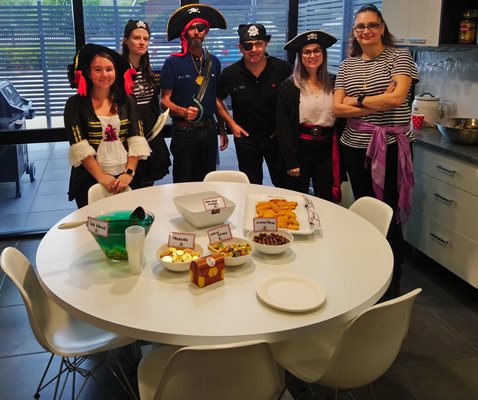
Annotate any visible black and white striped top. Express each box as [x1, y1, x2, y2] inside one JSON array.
[[132, 68, 155, 106], [335, 47, 419, 148]]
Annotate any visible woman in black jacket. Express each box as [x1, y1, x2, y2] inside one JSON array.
[[65, 43, 151, 207], [276, 31, 342, 202]]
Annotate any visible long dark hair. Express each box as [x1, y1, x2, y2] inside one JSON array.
[[122, 38, 155, 87], [87, 52, 124, 114], [350, 4, 395, 57], [291, 45, 332, 93]]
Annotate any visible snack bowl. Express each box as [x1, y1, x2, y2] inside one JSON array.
[[156, 243, 203, 272], [208, 237, 254, 267], [89, 209, 155, 261], [247, 230, 294, 255], [173, 191, 236, 228], [436, 118, 478, 145]]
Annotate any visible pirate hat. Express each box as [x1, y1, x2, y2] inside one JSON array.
[[167, 3, 226, 41], [124, 19, 150, 38], [284, 30, 337, 52], [67, 43, 136, 96], [238, 24, 271, 43]]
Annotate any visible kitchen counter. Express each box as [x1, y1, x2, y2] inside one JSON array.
[[413, 128, 478, 166]]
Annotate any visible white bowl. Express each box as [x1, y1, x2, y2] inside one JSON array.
[[156, 243, 204, 272], [208, 237, 254, 267], [247, 230, 294, 255], [173, 191, 236, 229]]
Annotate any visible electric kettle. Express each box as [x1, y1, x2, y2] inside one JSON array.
[[412, 93, 440, 127]]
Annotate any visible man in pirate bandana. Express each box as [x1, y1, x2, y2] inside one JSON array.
[[160, 4, 229, 183], [216, 24, 292, 187]]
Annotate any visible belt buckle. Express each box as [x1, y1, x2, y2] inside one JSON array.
[[310, 127, 320, 137]]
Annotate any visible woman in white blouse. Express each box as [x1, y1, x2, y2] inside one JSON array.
[[65, 43, 151, 207], [276, 30, 342, 202]]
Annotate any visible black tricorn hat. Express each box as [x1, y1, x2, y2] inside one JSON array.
[[67, 43, 135, 96], [237, 24, 271, 43], [167, 3, 227, 41], [284, 30, 337, 52]]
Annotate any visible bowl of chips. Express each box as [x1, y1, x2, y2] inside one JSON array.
[[208, 237, 254, 267], [247, 230, 294, 255], [156, 244, 203, 272]]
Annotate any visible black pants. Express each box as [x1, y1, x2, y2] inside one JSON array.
[[170, 125, 218, 183], [284, 137, 334, 202], [234, 134, 286, 187], [341, 143, 409, 281]]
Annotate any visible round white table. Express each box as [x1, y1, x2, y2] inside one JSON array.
[[36, 182, 393, 346]]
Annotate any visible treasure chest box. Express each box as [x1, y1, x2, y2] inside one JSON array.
[[190, 253, 225, 288]]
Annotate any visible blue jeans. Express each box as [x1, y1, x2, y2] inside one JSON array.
[[170, 125, 218, 182]]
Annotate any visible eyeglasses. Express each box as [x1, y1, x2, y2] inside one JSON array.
[[188, 23, 206, 33], [353, 22, 382, 32], [302, 48, 323, 57], [241, 41, 265, 51]]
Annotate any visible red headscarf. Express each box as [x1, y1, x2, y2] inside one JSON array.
[[172, 18, 210, 57]]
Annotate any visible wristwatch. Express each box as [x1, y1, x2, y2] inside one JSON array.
[[357, 95, 366, 107], [124, 168, 135, 176]]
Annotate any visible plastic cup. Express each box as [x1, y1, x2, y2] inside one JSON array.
[[412, 113, 425, 130], [125, 225, 145, 274]]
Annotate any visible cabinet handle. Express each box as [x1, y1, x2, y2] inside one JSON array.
[[408, 38, 427, 44], [395, 38, 406, 44], [430, 232, 449, 246], [433, 193, 453, 205], [435, 164, 456, 175]]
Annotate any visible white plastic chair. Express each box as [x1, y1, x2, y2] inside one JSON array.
[[88, 182, 132, 204], [348, 196, 393, 237], [272, 288, 422, 400], [203, 170, 250, 183], [0, 247, 138, 400], [137, 340, 282, 400]]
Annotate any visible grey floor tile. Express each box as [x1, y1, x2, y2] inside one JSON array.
[[46, 157, 70, 169], [41, 167, 72, 181], [0, 275, 23, 307], [396, 356, 478, 400], [25, 209, 76, 229], [36, 178, 70, 195], [30, 193, 73, 212], [0, 305, 44, 357], [0, 213, 28, 232]]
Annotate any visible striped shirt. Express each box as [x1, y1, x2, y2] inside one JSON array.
[[132, 68, 155, 106], [335, 47, 419, 148]]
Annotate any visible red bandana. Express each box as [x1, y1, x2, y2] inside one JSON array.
[[172, 18, 210, 57]]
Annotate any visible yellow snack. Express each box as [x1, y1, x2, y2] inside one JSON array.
[[255, 198, 300, 230]]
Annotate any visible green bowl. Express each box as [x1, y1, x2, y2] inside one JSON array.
[[89, 209, 155, 261]]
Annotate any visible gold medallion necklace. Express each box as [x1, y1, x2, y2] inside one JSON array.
[[190, 54, 203, 85]]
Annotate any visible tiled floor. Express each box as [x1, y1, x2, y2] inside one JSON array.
[[1, 138, 478, 399]]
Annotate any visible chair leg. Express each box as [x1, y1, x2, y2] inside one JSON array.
[[34, 353, 55, 399], [368, 384, 376, 400]]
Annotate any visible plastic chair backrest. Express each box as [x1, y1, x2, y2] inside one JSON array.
[[349, 196, 393, 237], [203, 170, 250, 184], [87, 183, 132, 204], [0, 247, 60, 353], [319, 288, 422, 389], [153, 340, 281, 400]]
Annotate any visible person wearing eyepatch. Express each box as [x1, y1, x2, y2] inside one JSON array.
[[333, 4, 419, 299], [275, 30, 344, 203], [159, 4, 229, 183], [122, 20, 171, 188], [216, 24, 292, 187]]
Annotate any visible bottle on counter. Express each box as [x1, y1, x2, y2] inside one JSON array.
[[459, 9, 477, 44]]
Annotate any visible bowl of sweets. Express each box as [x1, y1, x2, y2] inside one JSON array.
[[156, 244, 203, 272], [247, 230, 294, 255], [208, 237, 254, 266]]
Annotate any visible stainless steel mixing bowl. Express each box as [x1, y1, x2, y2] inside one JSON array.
[[436, 118, 478, 145]]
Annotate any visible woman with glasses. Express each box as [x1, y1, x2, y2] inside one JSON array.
[[333, 4, 418, 298], [276, 31, 342, 202], [122, 20, 171, 188]]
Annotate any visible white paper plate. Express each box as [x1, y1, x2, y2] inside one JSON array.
[[244, 194, 315, 235], [256, 273, 326, 312]]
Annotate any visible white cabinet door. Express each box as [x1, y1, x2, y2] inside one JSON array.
[[382, 0, 442, 46], [382, 0, 409, 45]]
